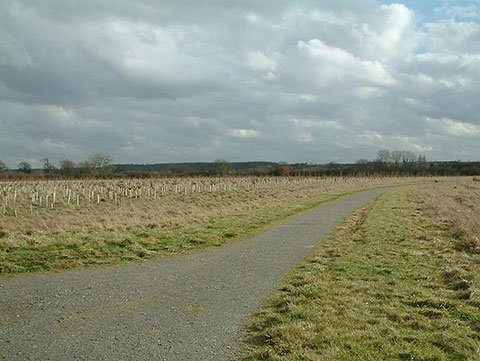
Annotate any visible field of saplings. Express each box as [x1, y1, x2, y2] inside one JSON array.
[[2, 177, 290, 215], [0, 176, 432, 273], [0, 176, 424, 218]]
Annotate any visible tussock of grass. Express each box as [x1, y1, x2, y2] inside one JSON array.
[[242, 186, 480, 361]]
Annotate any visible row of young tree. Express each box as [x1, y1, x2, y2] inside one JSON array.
[[1, 149, 479, 178], [291, 149, 479, 177], [0, 152, 114, 177], [290, 149, 428, 177], [373, 149, 427, 168], [0, 155, 234, 178]]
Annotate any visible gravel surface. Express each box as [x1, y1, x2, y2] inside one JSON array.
[[0, 188, 389, 360]]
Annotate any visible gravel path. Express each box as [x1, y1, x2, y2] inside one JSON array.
[[0, 188, 389, 360]]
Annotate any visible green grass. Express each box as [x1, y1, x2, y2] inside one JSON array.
[[0, 188, 369, 274], [242, 187, 480, 361]]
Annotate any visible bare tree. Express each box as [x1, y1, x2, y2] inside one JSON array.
[[417, 155, 427, 168], [88, 152, 114, 175], [78, 160, 95, 176], [355, 159, 369, 173], [401, 151, 417, 167], [355, 159, 369, 165], [376, 149, 390, 164], [390, 151, 403, 166], [18, 161, 32, 173], [213, 159, 231, 176], [42, 158, 56, 173], [59, 159, 76, 175]]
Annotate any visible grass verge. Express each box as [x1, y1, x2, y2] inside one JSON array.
[[242, 185, 480, 361]]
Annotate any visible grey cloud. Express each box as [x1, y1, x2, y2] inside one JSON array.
[[1, 0, 479, 168]]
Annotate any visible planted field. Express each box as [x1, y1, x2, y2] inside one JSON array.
[[242, 179, 480, 360], [0, 176, 427, 273]]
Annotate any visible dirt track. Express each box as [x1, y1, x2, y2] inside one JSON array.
[[0, 188, 389, 360]]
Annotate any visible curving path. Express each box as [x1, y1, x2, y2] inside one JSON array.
[[0, 188, 389, 360]]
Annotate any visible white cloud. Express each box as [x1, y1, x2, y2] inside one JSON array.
[[83, 19, 216, 85], [378, 4, 413, 46], [307, 9, 346, 26], [245, 13, 262, 23], [435, 5, 480, 20], [416, 73, 435, 84], [296, 132, 315, 143], [247, 51, 278, 80], [40, 138, 67, 152], [426, 117, 480, 137], [413, 144, 434, 152], [1, 0, 480, 164], [422, 19, 480, 54], [351, 3, 417, 61], [357, 130, 383, 143], [355, 86, 384, 98], [298, 93, 316, 102], [297, 39, 396, 86], [229, 129, 260, 138]]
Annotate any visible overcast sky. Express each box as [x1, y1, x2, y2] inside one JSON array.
[[1, 0, 479, 167]]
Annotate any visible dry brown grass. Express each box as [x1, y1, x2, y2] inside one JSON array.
[[0, 176, 431, 249], [412, 178, 480, 311], [413, 178, 480, 253], [1, 176, 444, 273]]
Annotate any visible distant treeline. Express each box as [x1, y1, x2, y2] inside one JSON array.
[[289, 161, 480, 177], [116, 160, 480, 177], [115, 161, 278, 176], [1, 150, 479, 179]]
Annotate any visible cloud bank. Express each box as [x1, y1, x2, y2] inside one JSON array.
[[1, 0, 479, 167]]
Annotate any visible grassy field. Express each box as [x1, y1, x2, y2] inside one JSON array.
[[0, 176, 428, 274], [242, 179, 480, 361]]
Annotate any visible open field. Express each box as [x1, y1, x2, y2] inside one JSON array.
[[242, 179, 480, 360], [0, 176, 431, 274]]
